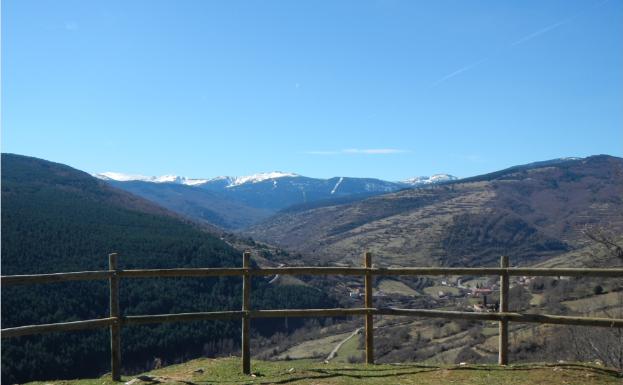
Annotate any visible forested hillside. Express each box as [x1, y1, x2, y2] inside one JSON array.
[[106, 180, 274, 229], [0, 154, 334, 384]]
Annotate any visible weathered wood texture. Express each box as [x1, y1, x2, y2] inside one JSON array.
[[2, 252, 623, 382], [0, 318, 115, 338], [241, 252, 251, 375], [364, 252, 374, 364], [1, 271, 113, 285], [124, 311, 244, 325], [499, 256, 509, 365], [120, 268, 244, 278], [372, 267, 623, 277], [109, 253, 121, 381], [3, 309, 620, 339], [250, 308, 371, 318], [250, 267, 368, 276], [3, 267, 622, 286], [376, 308, 623, 328]]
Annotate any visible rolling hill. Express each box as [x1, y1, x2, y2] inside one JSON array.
[[0, 153, 334, 383], [246, 155, 623, 267]]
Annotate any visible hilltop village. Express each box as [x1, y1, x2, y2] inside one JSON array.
[[342, 275, 549, 313]]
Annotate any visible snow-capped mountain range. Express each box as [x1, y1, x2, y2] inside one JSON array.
[[94, 171, 456, 188], [96, 172, 211, 186], [95, 171, 458, 229], [92, 157, 590, 231], [95, 171, 302, 188]]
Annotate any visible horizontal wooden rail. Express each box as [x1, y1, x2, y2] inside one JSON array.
[[1, 317, 115, 338], [373, 267, 623, 277], [3, 251, 623, 381], [249, 267, 368, 276], [377, 308, 623, 328], [119, 268, 244, 278], [506, 267, 623, 277], [4, 267, 622, 286], [124, 311, 244, 325], [5, 307, 620, 339], [250, 308, 372, 318], [373, 267, 506, 276], [1, 271, 113, 285]]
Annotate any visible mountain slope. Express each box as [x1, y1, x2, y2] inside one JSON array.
[[246, 155, 623, 267], [100, 174, 426, 229], [106, 180, 273, 229], [1, 154, 334, 383]]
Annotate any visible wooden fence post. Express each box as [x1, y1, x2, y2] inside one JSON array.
[[364, 252, 374, 364], [499, 255, 509, 365], [109, 253, 121, 381], [242, 251, 251, 375]]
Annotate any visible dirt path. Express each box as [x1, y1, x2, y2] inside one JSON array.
[[325, 327, 362, 362], [268, 263, 285, 284]]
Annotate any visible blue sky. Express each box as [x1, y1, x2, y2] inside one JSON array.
[[2, 0, 621, 180]]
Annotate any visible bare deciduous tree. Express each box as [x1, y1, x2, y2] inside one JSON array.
[[567, 225, 623, 372]]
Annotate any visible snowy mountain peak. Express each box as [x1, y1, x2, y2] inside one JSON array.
[[93, 171, 300, 187], [93, 172, 209, 186], [226, 171, 299, 187], [95, 172, 149, 182], [401, 174, 458, 186]]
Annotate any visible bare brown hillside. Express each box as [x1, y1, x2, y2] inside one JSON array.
[[246, 155, 623, 267]]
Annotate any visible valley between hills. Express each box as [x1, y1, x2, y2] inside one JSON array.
[[2, 153, 622, 383]]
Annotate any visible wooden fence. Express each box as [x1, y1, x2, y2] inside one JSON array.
[[2, 251, 623, 381]]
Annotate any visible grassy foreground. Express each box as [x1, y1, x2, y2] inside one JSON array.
[[27, 357, 622, 385]]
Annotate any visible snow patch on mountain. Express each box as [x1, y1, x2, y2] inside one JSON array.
[[94, 172, 210, 186], [94, 171, 299, 187], [226, 172, 299, 187], [95, 172, 149, 182], [401, 174, 458, 186], [95, 170, 456, 190], [331, 177, 344, 194]]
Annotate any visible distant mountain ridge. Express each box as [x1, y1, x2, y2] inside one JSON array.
[[96, 171, 457, 229], [94, 170, 456, 188], [246, 155, 623, 268], [95, 171, 212, 186], [94, 171, 301, 188]]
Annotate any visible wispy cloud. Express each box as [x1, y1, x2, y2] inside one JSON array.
[[306, 148, 408, 155], [344, 148, 408, 154]]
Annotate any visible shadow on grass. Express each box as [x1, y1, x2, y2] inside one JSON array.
[[189, 363, 621, 385]]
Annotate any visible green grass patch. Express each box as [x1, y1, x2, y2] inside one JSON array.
[[277, 332, 353, 360], [25, 357, 622, 385], [377, 279, 419, 296], [423, 285, 461, 297], [333, 333, 364, 363]]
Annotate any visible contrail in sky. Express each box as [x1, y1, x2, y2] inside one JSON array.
[[511, 17, 574, 46], [430, 0, 611, 88], [430, 57, 490, 88]]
